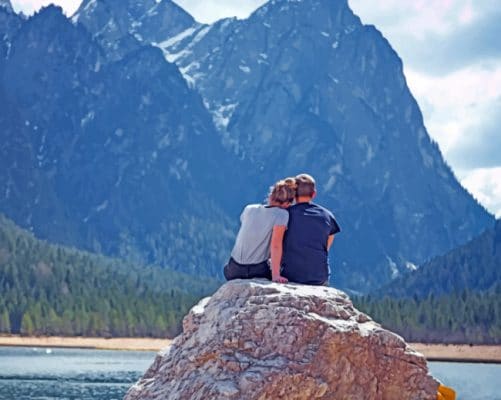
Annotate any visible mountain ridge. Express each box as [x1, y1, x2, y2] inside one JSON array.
[[0, 5, 239, 277]]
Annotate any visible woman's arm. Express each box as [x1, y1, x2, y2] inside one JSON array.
[[270, 225, 288, 283]]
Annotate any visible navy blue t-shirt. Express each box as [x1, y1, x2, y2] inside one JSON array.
[[282, 202, 340, 285]]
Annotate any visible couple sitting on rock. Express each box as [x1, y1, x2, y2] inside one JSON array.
[[224, 173, 340, 285]]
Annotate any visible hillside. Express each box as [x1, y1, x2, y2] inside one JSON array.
[[0, 214, 219, 337], [376, 219, 500, 298], [354, 220, 501, 344]]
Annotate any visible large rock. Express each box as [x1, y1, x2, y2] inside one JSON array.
[[125, 280, 439, 399]]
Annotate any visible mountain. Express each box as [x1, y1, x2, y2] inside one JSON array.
[[0, 214, 219, 337], [374, 219, 501, 299], [132, 0, 493, 290], [354, 220, 501, 344], [73, 0, 196, 60], [0, 0, 494, 293], [0, 1, 21, 55], [0, 0, 13, 13], [0, 6, 238, 277]]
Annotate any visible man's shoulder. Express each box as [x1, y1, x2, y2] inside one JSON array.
[[313, 203, 341, 233], [312, 202, 335, 217], [288, 202, 335, 219]]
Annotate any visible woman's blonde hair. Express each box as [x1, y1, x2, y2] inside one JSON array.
[[269, 177, 297, 204]]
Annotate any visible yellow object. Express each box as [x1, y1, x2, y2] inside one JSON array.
[[437, 384, 456, 400]]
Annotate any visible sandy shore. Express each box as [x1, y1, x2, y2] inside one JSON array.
[[410, 343, 501, 363], [0, 335, 171, 351], [0, 336, 499, 362]]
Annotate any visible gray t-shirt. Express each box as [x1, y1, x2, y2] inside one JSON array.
[[231, 204, 289, 265]]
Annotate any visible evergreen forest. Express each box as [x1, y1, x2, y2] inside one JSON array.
[[0, 214, 220, 338], [354, 287, 501, 344]]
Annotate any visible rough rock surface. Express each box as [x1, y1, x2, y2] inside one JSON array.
[[125, 280, 439, 399]]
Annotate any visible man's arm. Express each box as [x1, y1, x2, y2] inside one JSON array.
[[270, 225, 288, 283], [327, 234, 335, 251]]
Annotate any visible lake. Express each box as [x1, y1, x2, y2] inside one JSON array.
[[0, 346, 499, 399]]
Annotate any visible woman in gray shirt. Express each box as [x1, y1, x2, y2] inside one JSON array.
[[224, 178, 296, 283]]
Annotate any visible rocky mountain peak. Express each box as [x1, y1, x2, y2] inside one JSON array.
[[249, 0, 358, 35], [73, 0, 196, 60], [253, 0, 351, 19]]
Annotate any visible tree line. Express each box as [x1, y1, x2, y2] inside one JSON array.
[[0, 214, 219, 337], [354, 285, 501, 344]]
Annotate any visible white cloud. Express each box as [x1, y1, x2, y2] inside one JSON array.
[[175, 0, 266, 24], [404, 62, 501, 156], [461, 168, 501, 218], [11, 0, 81, 15], [349, 0, 484, 40]]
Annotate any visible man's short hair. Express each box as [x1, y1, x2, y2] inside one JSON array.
[[295, 173, 316, 197]]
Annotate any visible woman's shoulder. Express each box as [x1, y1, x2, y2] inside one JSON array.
[[243, 203, 265, 212], [268, 206, 289, 222]]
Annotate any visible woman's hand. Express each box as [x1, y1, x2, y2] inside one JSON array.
[[272, 275, 288, 284]]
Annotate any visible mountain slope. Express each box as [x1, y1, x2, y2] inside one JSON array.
[[0, 6, 237, 277], [0, 214, 220, 337], [0, 3, 22, 57], [354, 220, 501, 344], [374, 219, 501, 299], [0, 0, 13, 13]]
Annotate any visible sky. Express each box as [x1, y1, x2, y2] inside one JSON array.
[[10, 0, 501, 217]]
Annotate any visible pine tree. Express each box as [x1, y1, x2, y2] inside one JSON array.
[[21, 312, 35, 336], [0, 310, 11, 333]]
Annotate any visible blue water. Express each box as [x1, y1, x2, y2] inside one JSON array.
[[430, 361, 501, 400], [0, 346, 154, 400], [0, 346, 499, 399]]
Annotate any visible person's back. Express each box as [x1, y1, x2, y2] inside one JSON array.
[[224, 178, 295, 283], [231, 204, 287, 265], [281, 174, 340, 285]]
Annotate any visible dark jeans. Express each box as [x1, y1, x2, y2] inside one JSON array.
[[224, 257, 272, 281]]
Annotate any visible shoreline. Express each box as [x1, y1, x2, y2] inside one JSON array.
[[409, 343, 501, 364], [0, 335, 172, 352], [0, 336, 499, 363]]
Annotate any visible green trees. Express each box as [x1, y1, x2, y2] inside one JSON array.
[[0, 310, 10, 332], [354, 288, 501, 344], [0, 214, 219, 338], [20, 312, 34, 336]]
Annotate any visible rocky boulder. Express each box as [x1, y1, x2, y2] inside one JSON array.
[[125, 280, 440, 400]]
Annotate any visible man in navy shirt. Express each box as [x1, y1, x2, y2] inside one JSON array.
[[282, 174, 340, 285]]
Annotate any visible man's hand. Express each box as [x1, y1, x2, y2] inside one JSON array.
[[272, 275, 288, 283], [327, 234, 335, 251]]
